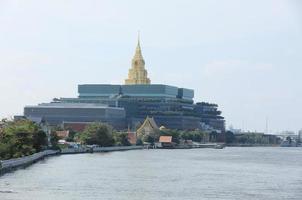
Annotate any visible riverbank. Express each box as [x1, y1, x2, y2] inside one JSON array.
[[0, 150, 59, 176], [226, 144, 280, 147], [158, 143, 225, 149], [60, 145, 143, 154], [0, 146, 143, 176]]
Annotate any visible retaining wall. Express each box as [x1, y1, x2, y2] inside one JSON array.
[[93, 145, 143, 152], [0, 146, 143, 175], [0, 150, 59, 175], [60, 148, 92, 154], [60, 145, 143, 154]]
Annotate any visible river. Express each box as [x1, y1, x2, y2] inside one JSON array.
[[0, 147, 301, 200]]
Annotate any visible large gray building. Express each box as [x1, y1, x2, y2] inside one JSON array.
[[24, 84, 224, 131], [23, 39, 225, 132], [24, 103, 126, 129]]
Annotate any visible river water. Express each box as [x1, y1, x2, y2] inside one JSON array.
[[0, 147, 301, 200]]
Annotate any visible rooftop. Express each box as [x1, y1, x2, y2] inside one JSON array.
[[159, 136, 172, 143], [25, 103, 124, 110]]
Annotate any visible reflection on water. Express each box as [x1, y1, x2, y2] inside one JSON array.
[[0, 147, 302, 200]]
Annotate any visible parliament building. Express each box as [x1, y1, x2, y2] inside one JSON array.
[[24, 38, 225, 132]]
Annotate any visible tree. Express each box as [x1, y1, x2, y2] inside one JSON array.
[[142, 134, 155, 144], [50, 132, 60, 150], [78, 122, 115, 147], [0, 119, 47, 159], [181, 131, 193, 141], [136, 138, 143, 145], [33, 130, 47, 152], [225, 131, 235, 144], [286, 136, 292, 144], [209, 131, 218, 142], [236, 135, 248, 144], [114, 132, 131, 146], [64, 127, 77, 142]]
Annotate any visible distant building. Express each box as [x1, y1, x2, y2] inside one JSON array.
[[62, 122, 91, 132], [279, 131, 298, 140], [194, 102, 225, 132], [24, 103, 126, 129], [73, 83, 203, 130], [159, 136, 174, 148], [55, 130, 69, 139], [298, 130, 302, 142], [159, 136, 172, 143], [23, 37, 225, 132], [136, 116, 160, 140], [228, 125, 242, 134]]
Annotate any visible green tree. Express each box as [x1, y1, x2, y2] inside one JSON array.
[[114, 132, 131, 146], [179, 130, 208, 143], [63, 127, 77, 142], [136, 138, 143, 145], [142, 134, 155, 144], [78, 122, 115, 147], [236, 135, 248, 144], [181, 131, 193, 140], [50, 132, 60, 150], [33, 130, 47, 152], [209, 131, 218, 142], [286, 136, 292, 144], [0, 119, 47, 159], [225, 131, 235, 144]]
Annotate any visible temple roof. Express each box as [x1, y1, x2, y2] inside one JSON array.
[[137, 116, 159, 133]]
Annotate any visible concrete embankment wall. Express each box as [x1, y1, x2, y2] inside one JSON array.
[[93, 145, 143, 152], [60, 145, 143, 154], [0, 146, 143, 176], [226, 144, 279, 147], [60, 148, 92, 154], [0, 150, 59, 175]]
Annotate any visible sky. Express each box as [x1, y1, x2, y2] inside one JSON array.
[[0, 0, 301, 133]]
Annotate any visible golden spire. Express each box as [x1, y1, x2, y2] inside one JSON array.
[[134, 31, 143, 60], [137, 30, 140, 46], [125, 33, 151, 85]]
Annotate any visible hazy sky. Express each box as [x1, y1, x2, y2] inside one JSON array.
[[0, 0, 301, 133]]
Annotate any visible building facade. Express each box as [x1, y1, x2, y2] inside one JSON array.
[[24, 103, 126, 129], [23, 38, 225, 132], [51, 84, 205, 130]]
